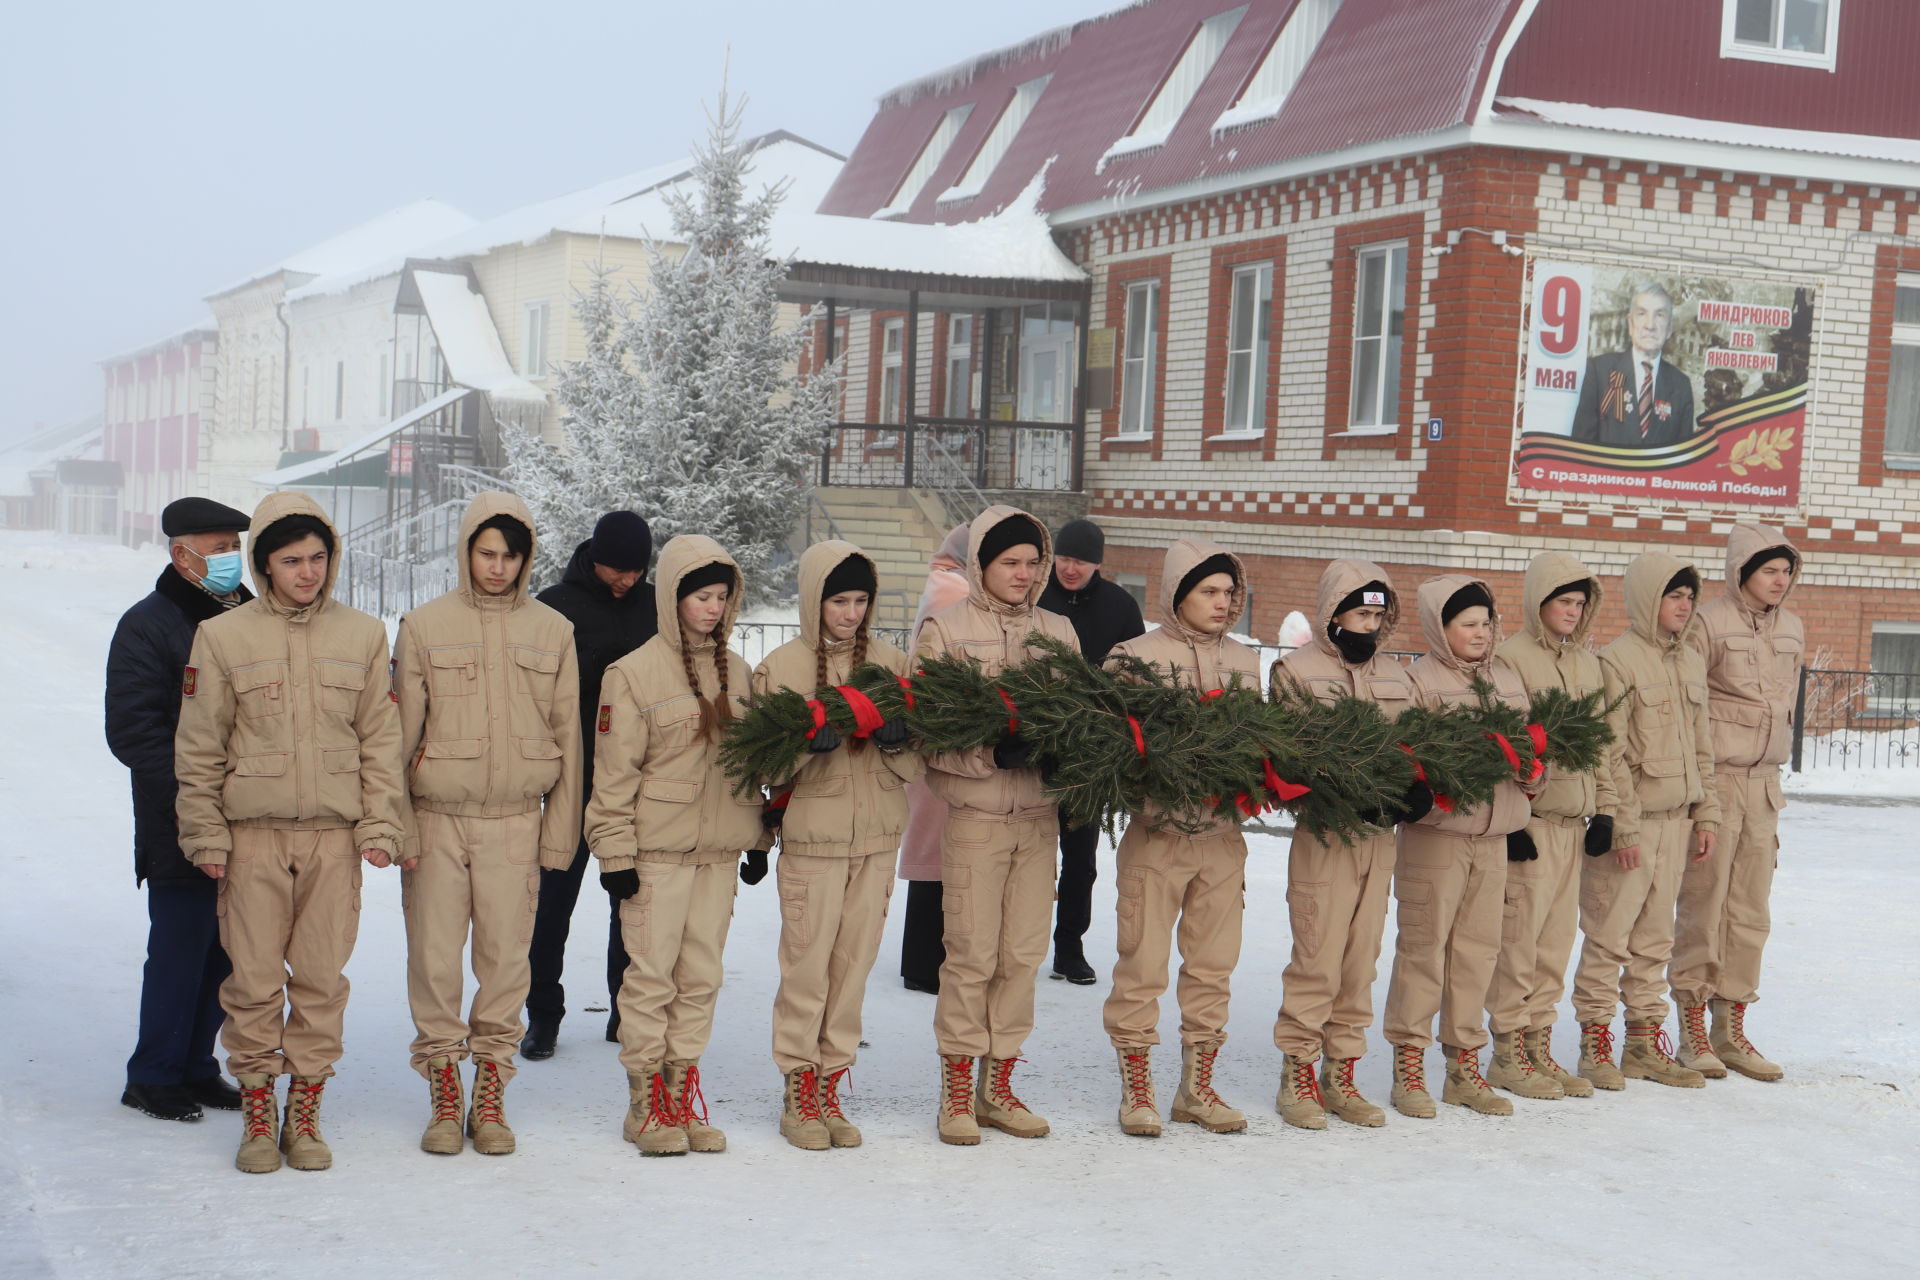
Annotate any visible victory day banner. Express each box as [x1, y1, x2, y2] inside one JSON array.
[[1509, 259, 1815, 510]]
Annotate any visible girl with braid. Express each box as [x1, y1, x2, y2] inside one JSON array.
[[752, 542, 919, 1149], [585, 536, 769, 1157]]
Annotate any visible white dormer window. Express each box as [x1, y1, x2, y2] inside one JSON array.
[[1214, 0, 1342, 132], [1721, 0, 1840, 71], [940, 76, 1051, 204], [1102, 6, 1247, 166], [876, 105, 974, 219]]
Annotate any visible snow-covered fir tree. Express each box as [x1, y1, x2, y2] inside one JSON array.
[[505, 90, 838, 598]]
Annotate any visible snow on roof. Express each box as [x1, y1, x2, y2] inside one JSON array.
[[876, 1, 1148, 108], [578, 138, 847, 242], [212, 199, 477, 300], [1495, 97, 1920, 167], [251, 388, 467, 488], [773, 174, 1082, 282], [97, 316, 219, 366], [412, 271, 547, 405]]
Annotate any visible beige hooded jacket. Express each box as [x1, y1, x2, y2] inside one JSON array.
[[1689, 522, 1804, 772], [174, 491, 406, 865], [585, 536, 765, 871], [393, 492, 582, 869], [753, 541, 923, 858], [1599, 553, 1721, 850], [915, 504, 1080, 822], [1271, 558, 1414, 716], [1495, 551, 1616, 823]]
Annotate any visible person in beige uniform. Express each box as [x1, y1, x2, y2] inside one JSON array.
[[1673, 524, 1801, 1083], [393, 492, 582, 1156], [174, 492, 406, 1174], [920, 506, 1079, 1145], [1574, 552, 1719, 1089], [1102, 539, 1259, 1139], [1270, 560, 1429, 1130], [1486, 553, 1615, 1102], [587, 536, 766, 1157], [754, 541, 920, 1150], [1383, 577, 1545, 1118]]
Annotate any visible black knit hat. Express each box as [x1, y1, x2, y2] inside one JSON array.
[[1544, 579, 1591, 605], [1738, 546, 1797, 585], [821, 553, 876, 600], [1333, 580, 1391, 618], [977, 514, 1044, 567], [162, 496, 250, 537], [1663, 567, 1700, 597], [676, 560, 735, 600], [1441, 582, 1495, 627], [1174, 554, 1237, 608], [590, 510, 652, 571], [1053, 518, 1105, 563]]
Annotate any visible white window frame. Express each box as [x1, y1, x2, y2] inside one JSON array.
[[945, 315, 975, 418], [1346, 243, 1408, 433], [1214, 0, 1343, 132], [1116, 280, 1160, 439], [1720, 0, 1840, 71], [1103, 6, 1247, 165], [522, 300, 550, 379], [878, 105, 973, 218], [1218, 263, 1272, 439], [1888, 271, 1920, 466], [941, 76, 1050, 204], [1867, 621, 1920, 715], [879, 318, 906, 425]]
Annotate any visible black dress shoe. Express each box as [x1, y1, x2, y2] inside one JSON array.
[[182, 1076, 242, 1110], [1050, 955, 1098, 985], [121, 1083, 203, 1122], [902, 975, 939, 995], [521, 1020, 558, 1061]]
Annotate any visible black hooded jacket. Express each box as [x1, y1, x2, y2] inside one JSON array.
[[537, 538, 659, 785], [1038, 571, 1145, 665], [105, 566, 254, 884]]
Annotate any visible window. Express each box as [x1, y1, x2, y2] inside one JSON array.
[[1215, 0, 1342, 131], [880, 318, 906, 424], [1118, 281, 1160, 437], [1116, 573, 1149, 613], [334, 361, 345, 420], [522, 300, 550, 378], [1889, 272, 1920, 462], [1105, 6, 1247, 162], [1721, 0, 1839, 69], [942, 76, 1050, 203], [1349, 244, 1407, 429], [1872, 623, 1920, 674], [1223, 265, 1272, 435], [879, 105, 973, 217], [945, 316, 975, 417]]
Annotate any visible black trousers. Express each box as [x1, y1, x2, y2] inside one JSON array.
[[525, 839, 629, 1026], [1053, 817, 1100, 960], [900, 879, 946, 986], [127, 877, 230, 1086]]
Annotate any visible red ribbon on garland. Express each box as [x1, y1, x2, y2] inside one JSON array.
[[897, 676, 916, 712], [1397, 743, 1454, 813], [1201, 687, 1226, 700], [1526, 722, 1547, 779], [1487, 730, 1542, 783], [1262, 758, 1311, 803], [803, 698, 829, 740], [1126, 715, 1147, 758], [836, 685, 886, 737], [1234, 792, 1262, 819], [995, 686, 1019, 737]]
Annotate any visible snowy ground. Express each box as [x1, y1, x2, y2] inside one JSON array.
[[2, 531, 1916, 1279]]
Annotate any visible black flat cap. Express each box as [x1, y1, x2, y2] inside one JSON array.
[[162, 497, 251, 537]]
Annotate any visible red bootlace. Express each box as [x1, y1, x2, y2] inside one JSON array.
[[1530, 1035, 1569, 1077], [792, 1067, 825, 1123], [1120, 1052, 1155, 1111], [1582, 1023, 1617, 1065], [1190, 1045, 1226, 1106], [241, 1082, 275, 1140], [1681, 1004, 1714, 1056], [471, 1062, 506, 1126], [1394, 1044, 1427, 1092], [431, 1061, 462, 1124], [675, 1062, 710, 1127], [942, 1058, 974, 1117], [986, 1056, 1028, 1111], [1453, 1048, 1492, 1089], [821, 1068, 851, 1121], [1727, 1003, 1759, 1056], [1648, 1028, 1680, 1064], [286, 1078, 324, 1138], [647, 1071, 678, 1128], [1328, 1057, 1363, 1100], [1289, 1056, 1325, 1106]]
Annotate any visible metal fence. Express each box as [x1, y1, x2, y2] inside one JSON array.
[[1793, 668, 1920, 771]]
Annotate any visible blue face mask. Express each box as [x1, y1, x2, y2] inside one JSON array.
[[191, 548, 246, 595]]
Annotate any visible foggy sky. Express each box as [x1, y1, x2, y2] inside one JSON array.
[[0, 0, 1106, 444]]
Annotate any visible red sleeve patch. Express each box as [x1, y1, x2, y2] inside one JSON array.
[[182, 666, 197, 697], [597, 703, 612, 734]]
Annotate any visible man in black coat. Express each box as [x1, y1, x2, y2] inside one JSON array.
[[105, 497, 254, 1121], [521, 511, 658, 1058], [1037, 518, 1145, 985]]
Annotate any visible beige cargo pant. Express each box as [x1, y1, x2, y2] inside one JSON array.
[[934, 815, 1057, 1060], [1572, 809, 1690, 1024], [1487, 815, 1584, 1035], [404, 807, 540, 1082], [772, 849, 895, 1074], [216, 825, 361, 1078], [1672, 771, 1780, 1006], [614, 860, 737, 1075], [1272, 827, 1394, 1059], [1383, 827, 1506, 1052], [1103, 825, 1247, 1049]]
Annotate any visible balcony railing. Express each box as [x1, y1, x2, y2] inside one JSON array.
[[820, 417, 1080, 493]]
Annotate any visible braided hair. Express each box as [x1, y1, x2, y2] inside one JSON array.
[[815, 597, 873, 752], [679, 569, 738, 742]]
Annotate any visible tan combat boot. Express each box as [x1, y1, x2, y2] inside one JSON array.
[[977, 1056, 1049, 1138], [1675, 1002, 1728, 1078], [624, 1065, 689, 1156], [1711, 1000, 1784, 1082], [1274, 1052, 1327, 1130], [468, 1060, 515, 1155], [1441, 1045, 1514, 1115], [233, 1074, 281, 1174], [1389, 1043, 1436, 1119], [420, 1056, 464, 1155], [1320, 1056, 1386, 1127], [937, 1055, 980, 1146], [1577, 1021, 1626, 1091], [666, 1059, 725, 1152], [780, 1066, 831, 1151], [1622, 1021, 1706, 1088], [1173, 1041, 1245, 1133], [1486, 1029, 1564, 1099], [1115, 1048, 1161, 1137], [1524, 1027, 1593, 1098], [820, 1068, 861, 1148], [280, 1076, 332, 1170]]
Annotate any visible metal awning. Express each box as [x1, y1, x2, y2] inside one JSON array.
[[252, 387, 467, 487]]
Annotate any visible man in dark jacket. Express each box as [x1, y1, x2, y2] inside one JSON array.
[[521, 511, 658, 1057], [106, 497, 254, 1121], [1037, 517, 1145, 984]]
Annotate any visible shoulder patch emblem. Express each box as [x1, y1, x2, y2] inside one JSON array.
[[182, 666, 197, 697], [598, 703, 612, 734]]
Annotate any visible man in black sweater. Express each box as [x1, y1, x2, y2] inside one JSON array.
[[1037, 518, 1145, 984], [520, 511, 658, 1058]]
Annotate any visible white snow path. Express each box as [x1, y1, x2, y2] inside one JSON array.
[[0, 533, 1916, 1278]]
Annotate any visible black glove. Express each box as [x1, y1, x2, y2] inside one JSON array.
[[872, 717, 912, 752], [739, 849, 768, 885], [1395, 779, 1435, 825], [807, 721, 841, 754], [601, 869, 640, 901], [1584, 814, 1614, 858], [1506, 829, 1539, 862], [761, 802, 786, 831], [993, 735, 1033, 770]]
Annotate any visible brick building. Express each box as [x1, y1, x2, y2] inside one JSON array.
[[98, 325, 216, 547]]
